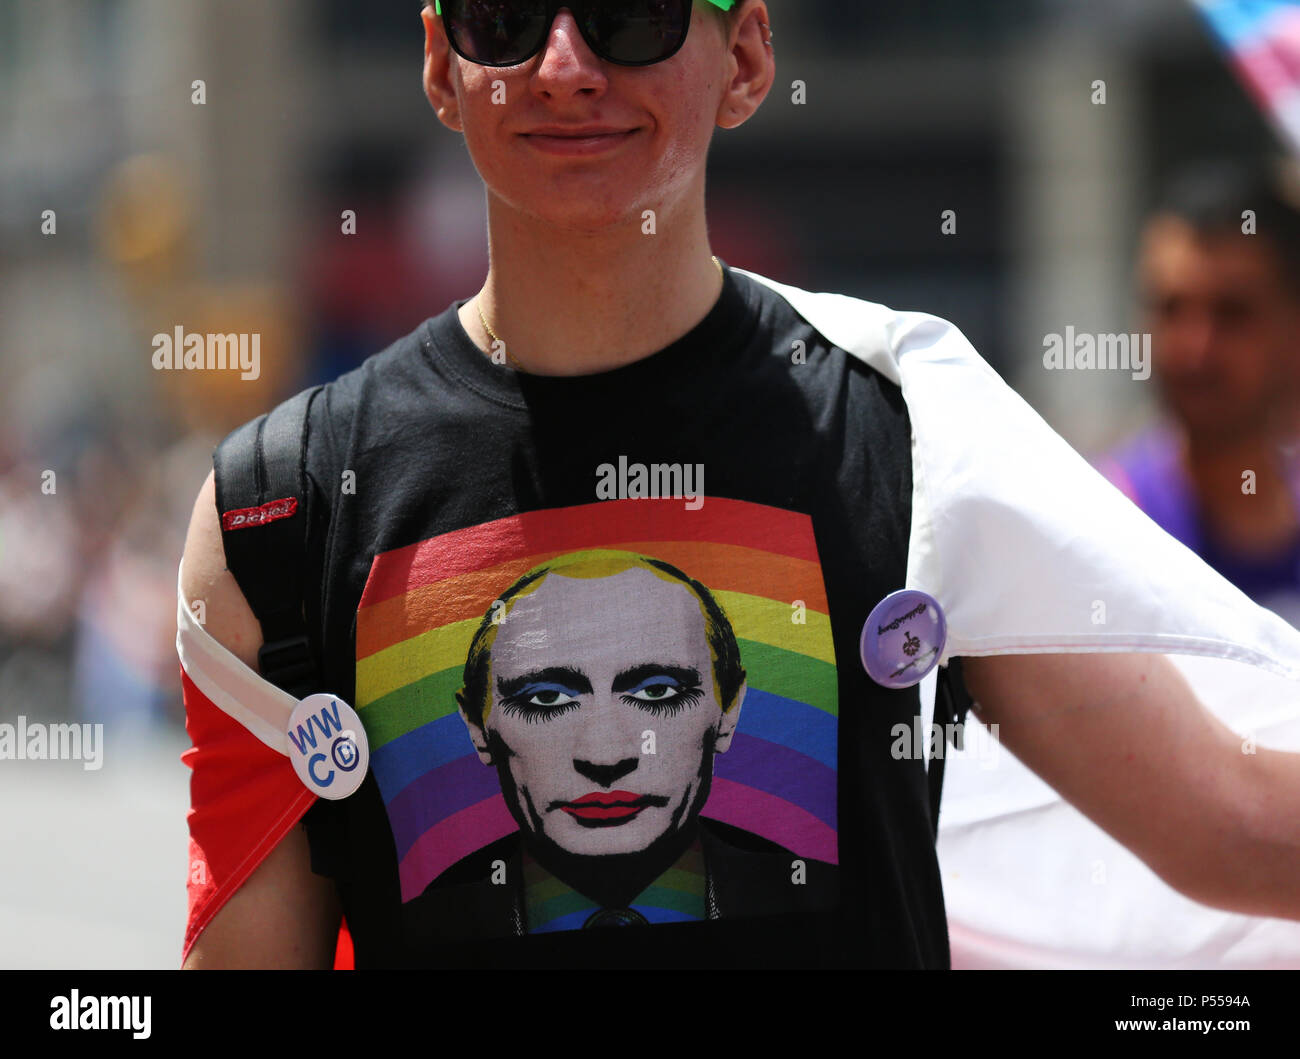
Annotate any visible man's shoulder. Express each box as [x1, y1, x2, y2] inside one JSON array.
[[732, 265, 975, 391], [209, 318, 442, 520], [314, 318, 438, 415], [1094, 421, 1186, 512], [222, 319, 433, 436], [1102, 421, 1182, 475]]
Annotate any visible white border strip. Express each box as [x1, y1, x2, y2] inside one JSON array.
[[175, 561, 295, 755]]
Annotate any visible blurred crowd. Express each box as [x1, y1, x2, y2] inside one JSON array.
[[0, 144, 490, 736]]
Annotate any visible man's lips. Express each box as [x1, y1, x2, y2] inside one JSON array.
[[522, 124, 636, 136], [519, 128, 640, 155], [559, 790, 654, 822]]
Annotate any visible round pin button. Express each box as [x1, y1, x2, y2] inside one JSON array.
[[861, 589, 946, 689], [285, 693, 369, 800]]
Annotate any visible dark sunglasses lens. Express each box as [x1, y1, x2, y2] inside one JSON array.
[[583, 0, 689, 64], [443, 0, 551, 65]]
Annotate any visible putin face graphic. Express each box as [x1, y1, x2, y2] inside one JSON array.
[[456, 551, 748, 863]]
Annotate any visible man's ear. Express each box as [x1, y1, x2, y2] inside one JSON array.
[[423, 5, 463, 133], [456, 689, 494, 765], [713, 672, 746, 753], [715, 1, 774, 132]]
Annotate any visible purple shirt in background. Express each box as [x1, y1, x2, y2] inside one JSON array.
[[1096, 423, 1300, 627]]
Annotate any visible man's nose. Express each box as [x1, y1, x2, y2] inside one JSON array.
[[573, 756, 639, 788], [533, 9, 606, 82]]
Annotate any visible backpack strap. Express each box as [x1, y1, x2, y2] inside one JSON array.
[[212, 385, 324, 699], [928, 656, 974, 836]]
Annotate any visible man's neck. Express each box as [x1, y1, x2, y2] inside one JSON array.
[[458, 189, 724, 376], [1183, 426, 1300, 557]]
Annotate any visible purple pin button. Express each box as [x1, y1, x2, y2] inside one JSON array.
[[861, 589, 946, 689]]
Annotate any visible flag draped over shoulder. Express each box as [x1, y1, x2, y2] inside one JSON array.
[[737, 267, 1300, 967], [1193, 0, 1300, 155], [741, 267, 1300, 676], [740, 267, 1300, 677]]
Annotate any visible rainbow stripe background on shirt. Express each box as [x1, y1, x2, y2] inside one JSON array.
[[353, 496, 839, 903], [1193, 0, 1300, 152]]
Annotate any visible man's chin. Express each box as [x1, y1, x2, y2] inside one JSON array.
[[511, 189, 654, 236]]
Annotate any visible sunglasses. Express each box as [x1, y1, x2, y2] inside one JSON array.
[[434, 0, 736, 68]]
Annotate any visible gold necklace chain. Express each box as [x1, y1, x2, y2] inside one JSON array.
[[476, 255, 725, 372]]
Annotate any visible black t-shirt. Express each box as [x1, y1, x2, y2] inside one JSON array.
[[291, 261, 949, 967]]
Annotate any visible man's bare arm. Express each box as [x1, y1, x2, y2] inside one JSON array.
[[180, 470, 341, 969], [962, 650, 1300, 921]]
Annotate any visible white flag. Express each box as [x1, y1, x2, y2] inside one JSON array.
[[739, 267, 1300, 967]]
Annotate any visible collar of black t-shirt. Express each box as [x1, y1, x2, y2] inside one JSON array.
[[422, 258, 760, 411]]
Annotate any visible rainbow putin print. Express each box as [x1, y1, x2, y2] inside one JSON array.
[[353, 496, 839, 931]]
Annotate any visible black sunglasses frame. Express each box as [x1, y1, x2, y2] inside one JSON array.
[[437, 0, 703, 69]]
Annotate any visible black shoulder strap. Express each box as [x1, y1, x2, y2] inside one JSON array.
[[212, 385, 324, 699], [928, 657, 974, 837]]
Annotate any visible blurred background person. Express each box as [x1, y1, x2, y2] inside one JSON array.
[[1097, 159, 1300, 626]]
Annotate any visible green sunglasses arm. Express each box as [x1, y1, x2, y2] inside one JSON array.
[[434, 0, 737, 15]]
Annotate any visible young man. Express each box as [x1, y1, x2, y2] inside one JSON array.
[[178, 0, 1300, 968]]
